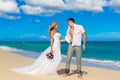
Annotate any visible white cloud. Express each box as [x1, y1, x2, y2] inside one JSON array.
[[16, 33, 49, 41], [88, 32, 120, 41], [34, 19, 40, 22], [19, 34, 48, 39], [20, 0, 107, 16], [39, 35, 48, 39], [108, 0, 120, 13], [96, 32, 120, 38], [1, 0, 120, 19], [29, 19, 40, 22], [0, 0, 20, 19], [65, 0, 107, 12], [0, 0, 20, 13], [0, 12, 21, 19], [24, 0, 66, 9], [19, 33, 40, 38], [18, 34, 48, 40], [20, 5, 61, 16], [20, 5, 44, 15], [20, 0, 66, 16]]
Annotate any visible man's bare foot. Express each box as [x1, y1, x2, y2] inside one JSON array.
[[77, 74, 82, 78], [63, 73, 69, 77]]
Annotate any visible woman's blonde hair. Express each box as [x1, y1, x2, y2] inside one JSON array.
[[49, 21, 58, 39]]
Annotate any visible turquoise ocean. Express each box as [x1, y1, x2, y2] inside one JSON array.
[[0, 41, 120, 71]]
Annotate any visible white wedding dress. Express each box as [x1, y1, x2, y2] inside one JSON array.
[[11, 33, 62, 75]]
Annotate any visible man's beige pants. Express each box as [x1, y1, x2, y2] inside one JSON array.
[[65, 44, 82, 74]]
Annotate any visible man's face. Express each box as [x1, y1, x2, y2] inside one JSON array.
[[67, 20, 74, 27]]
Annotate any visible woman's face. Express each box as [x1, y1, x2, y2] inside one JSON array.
[[55, 24, 58, 29]]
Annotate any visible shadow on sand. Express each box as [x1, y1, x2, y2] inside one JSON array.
[[57, 69, 88, 76]]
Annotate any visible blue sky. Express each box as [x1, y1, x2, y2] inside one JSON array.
[[0, 0, 120, 41]]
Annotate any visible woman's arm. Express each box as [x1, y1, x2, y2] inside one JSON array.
[[50, 31, 54, 53]]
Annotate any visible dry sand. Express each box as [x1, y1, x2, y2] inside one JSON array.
[[0, 49, 120, 80]]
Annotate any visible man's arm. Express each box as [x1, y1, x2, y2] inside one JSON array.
[[82, 32, 87, 50], [60, 39, 66, 42], [61, 28, 70, 43]]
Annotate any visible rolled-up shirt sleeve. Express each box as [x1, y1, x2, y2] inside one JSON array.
[[80, 25, 85, 34]]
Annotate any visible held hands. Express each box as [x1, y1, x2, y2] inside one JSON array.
[[82, 44, 86, 51], [60, 39, 66, 42]]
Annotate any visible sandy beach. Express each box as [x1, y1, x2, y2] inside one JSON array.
[[0, 49, 120, 80]]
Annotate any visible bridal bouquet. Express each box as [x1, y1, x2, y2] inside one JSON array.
[[46, 52, 54, 59]]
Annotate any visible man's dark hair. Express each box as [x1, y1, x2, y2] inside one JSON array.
[[67, 18, 75, 23]]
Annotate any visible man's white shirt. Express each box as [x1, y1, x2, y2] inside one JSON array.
[[65, 23, 85, 46]]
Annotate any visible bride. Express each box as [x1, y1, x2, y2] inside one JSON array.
[[11, 22, 62, 75]]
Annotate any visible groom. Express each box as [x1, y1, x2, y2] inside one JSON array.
[[61, 18, 87, 78]]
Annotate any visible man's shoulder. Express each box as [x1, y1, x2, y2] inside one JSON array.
[[74, 24, 83, 28]]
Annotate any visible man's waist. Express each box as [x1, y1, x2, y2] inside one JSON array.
[[70, 42, 72, 44], [69, 42, 81, 46]]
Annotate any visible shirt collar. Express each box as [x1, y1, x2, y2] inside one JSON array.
[[68, 23, 77, 29]]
